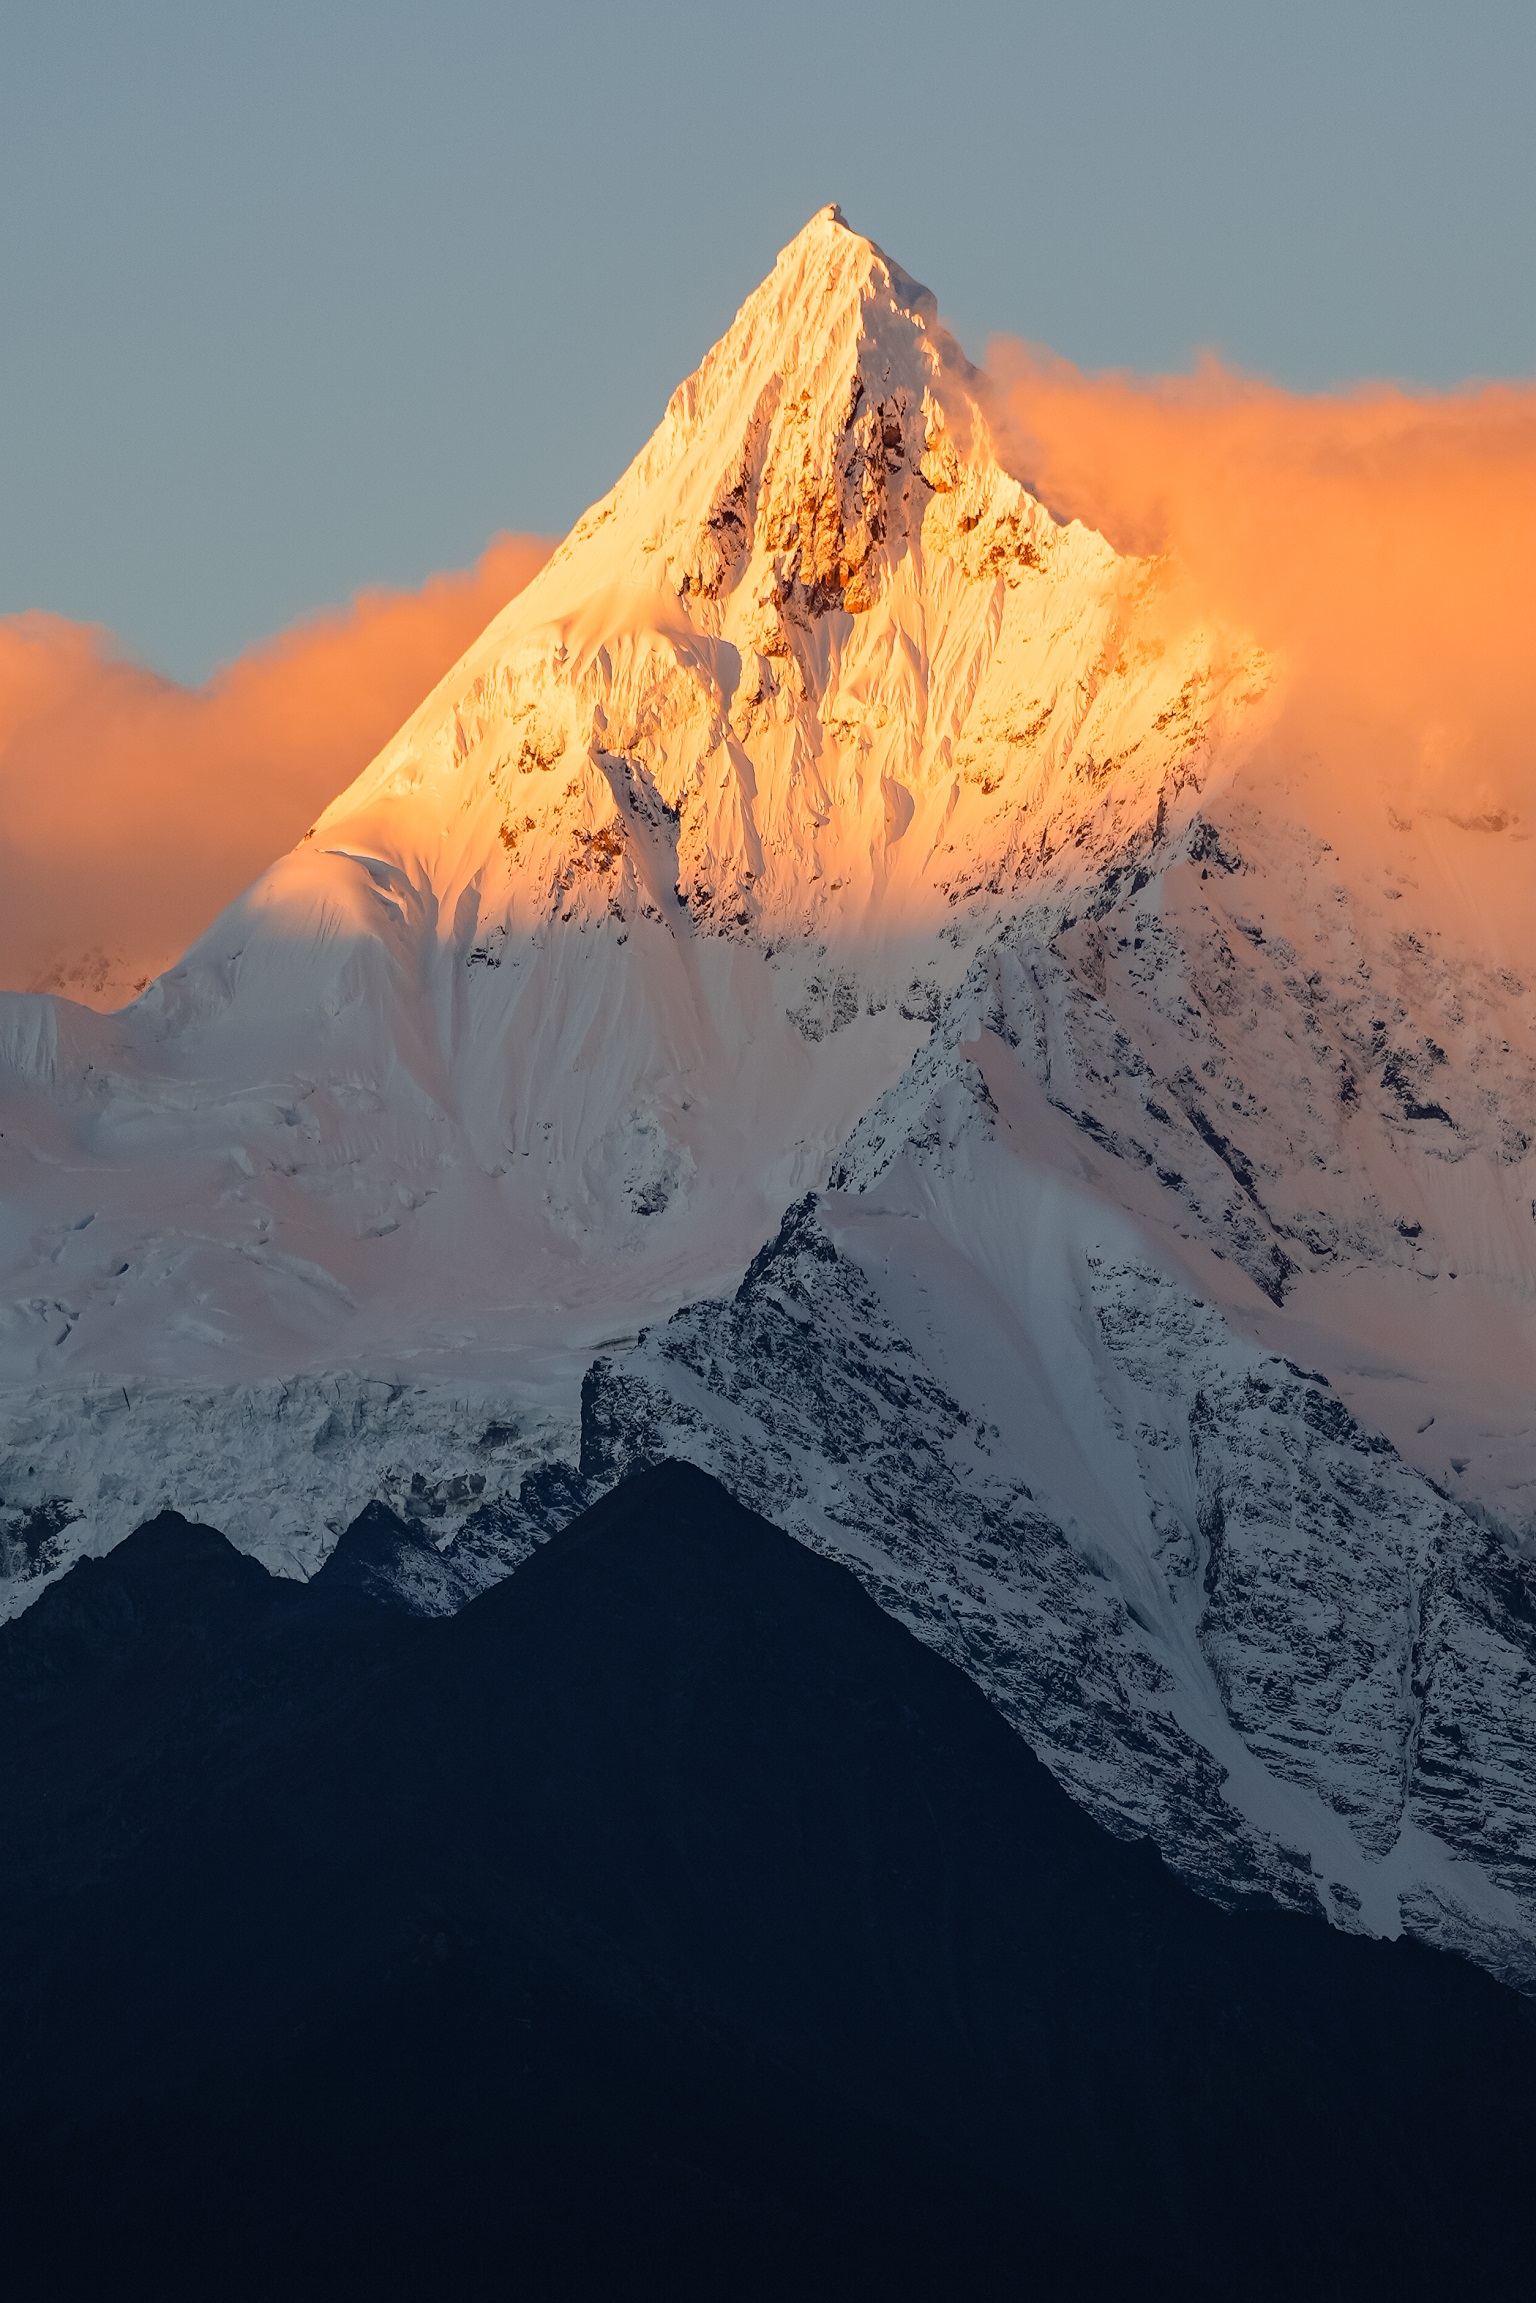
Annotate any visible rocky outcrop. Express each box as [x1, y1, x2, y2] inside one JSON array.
[[546, 1197, 1536, 1985], [4, 207, 1535, 1997]]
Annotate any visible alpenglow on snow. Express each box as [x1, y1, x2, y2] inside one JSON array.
[[4, 207, 1536, 1988]]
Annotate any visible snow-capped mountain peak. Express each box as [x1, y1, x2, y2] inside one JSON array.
[[5, 210, 1536, 1997], [269, 202, 1254, 965]]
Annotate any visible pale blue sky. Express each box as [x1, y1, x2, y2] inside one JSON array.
[[4, 0, 1532, 681]]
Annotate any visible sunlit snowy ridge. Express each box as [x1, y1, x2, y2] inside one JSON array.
[[4, 208, 1536, 1984]]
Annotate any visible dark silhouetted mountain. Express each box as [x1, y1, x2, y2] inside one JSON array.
[[8, 207, 1536, 1994], [2, 1463, 1534, 2300], [311, 1494, 471, 1613]]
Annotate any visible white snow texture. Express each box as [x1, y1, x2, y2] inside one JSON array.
[[5, 208, 1536, 1983]]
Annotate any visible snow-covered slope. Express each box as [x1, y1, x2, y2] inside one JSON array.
[[0, 204, 1256, 1520], [4, 209, 1535, 1984]]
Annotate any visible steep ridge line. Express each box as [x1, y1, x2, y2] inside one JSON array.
[[2, 207, 1535, 1991], [4, 1463, 1536, 2299]]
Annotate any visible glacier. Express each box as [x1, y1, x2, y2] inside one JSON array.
[[3, 205, 1535, 1984]]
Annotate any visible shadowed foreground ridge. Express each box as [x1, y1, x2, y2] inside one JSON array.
[[2, 1461, 1535, 2299], [8, 207, 1536, 1990]]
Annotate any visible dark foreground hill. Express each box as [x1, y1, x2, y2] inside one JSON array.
[[1, 1461, 1534, 2300]]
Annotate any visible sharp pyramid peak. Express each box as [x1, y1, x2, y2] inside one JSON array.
[[310, 205, 1071, 853], [521, 204, 984, 627], [675, 203, 949, 434], [757, 201, 936, 321], [304, 202, 1149, 899]]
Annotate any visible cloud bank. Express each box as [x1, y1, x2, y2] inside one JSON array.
[[0, 535, 551, 1006], [987, 344, 1536, 836]]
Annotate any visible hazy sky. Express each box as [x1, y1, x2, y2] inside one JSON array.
[[4, 0, 1533, 682]]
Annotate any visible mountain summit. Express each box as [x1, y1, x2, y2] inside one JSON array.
[[0, 207, 1259, 1379], [224, 203, 1256, 981], [4, 212, 1536, 1992]]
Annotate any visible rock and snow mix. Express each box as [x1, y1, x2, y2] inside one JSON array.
[[3, 208, 1535, 1983]]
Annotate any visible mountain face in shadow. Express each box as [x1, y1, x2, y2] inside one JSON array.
[[7, 208, 1536, 1994], [2, 1460, 1534, 2300]]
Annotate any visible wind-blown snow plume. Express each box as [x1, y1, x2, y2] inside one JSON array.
[[989, 346, 1536, 833], [0, 533, 551, 1006]]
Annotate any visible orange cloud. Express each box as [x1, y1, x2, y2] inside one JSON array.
[[11, 355, 1535, 1012], [986, 344, 1536, 834], [0, 534, 551, 1007]]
